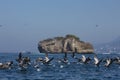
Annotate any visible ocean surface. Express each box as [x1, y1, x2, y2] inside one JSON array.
[[0, 53, 120, 80]]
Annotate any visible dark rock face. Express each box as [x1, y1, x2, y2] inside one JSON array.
[[38, 34, 94, 53]]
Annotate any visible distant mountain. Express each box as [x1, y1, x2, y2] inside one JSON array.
[[95, 36, 120, 53]]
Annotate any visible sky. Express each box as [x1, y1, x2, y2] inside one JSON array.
[[0, 0, 120, 53]]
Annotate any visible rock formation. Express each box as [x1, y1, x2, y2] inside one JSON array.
[[38, 34, 94, 54]]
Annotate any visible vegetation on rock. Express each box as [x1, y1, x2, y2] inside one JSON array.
[[38, 34, 94, 54]]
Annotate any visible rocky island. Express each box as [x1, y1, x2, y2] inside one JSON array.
[[38, 34, 94, 54]]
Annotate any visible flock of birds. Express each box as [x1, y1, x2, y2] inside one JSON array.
[[0, 52, 120, 71]]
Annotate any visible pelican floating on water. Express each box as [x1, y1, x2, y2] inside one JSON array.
[[0, 61, 13, 69]]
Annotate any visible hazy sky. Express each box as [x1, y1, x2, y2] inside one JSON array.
[[0, 0, 120, 52]]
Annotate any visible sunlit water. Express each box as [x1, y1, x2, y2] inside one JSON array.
[[0, 53, 120, 80]]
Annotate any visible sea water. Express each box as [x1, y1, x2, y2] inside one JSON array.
[[0, 53, 120, 80]]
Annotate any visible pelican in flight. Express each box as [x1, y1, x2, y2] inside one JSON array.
[[81, 55, 91, 64], [105, 58, 112, 67], [94, 55, 102, 67], [81, 55, 86, 63]]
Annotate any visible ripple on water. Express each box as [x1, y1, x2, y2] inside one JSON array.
[[0, 53, 120, 80]]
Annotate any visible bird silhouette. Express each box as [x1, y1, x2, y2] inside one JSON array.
[[96, 25, 99, 27], [0, 25, 3, 27]]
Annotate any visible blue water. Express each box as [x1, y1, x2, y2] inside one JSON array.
[[0, 53, 120, 80]]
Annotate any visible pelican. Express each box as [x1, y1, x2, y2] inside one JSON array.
[[81, 55, 86, 63], [18, 57, 31, 69], [81, 55, 91, 64], [94, 55, 102, 67], [105, 58, 112, 67], [113, 56, 120, 64], [44, 56, 50, 63], [42, 53, 54, 64], [0, 61, 13, 69]]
